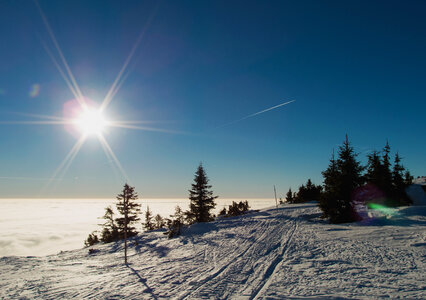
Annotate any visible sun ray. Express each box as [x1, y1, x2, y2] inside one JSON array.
[[34, 0, 86, 108], [97, 134, 129, 182], [9, 112, 71, 121], [42, 135, 87, 193], [110, 122, 188, 135], [58, 137, 86, 180], [97, 136, 122, 182], [0, 120, 73, 125], [100, 6, 158, 112], [110, 120, 167, 125], [39, 39, 80, 101]]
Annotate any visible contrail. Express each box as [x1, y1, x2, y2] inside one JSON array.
[[219, 100, 295, 128]]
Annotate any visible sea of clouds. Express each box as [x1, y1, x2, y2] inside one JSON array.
[[0, 198, 275, 257]]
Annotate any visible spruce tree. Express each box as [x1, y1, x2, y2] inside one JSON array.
[[171, 205, 184, 225], [100, 206, 119, 243], [335, 135, 364, 222], [286, 188, 294, 203], [294, 184, 305, 203], [392, 153, 411, 205], [84, 232, 99, 247], [381, 141, 393, 196], [154, 214, 164, 229], [296, 179, 322, 203], [116, 184, 141, 238], [165, 206, 185, 238], [144, 206, 154, 231], [404, 170, 413, 186], [319, 150, 340, 220], [319, 136, 364, 223], [115, 183, 140, 264], [188, 163, 218, 223], [365, 150, 383, 187]]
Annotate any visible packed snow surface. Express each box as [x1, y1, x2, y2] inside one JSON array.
[[1, 203, 425, 299]]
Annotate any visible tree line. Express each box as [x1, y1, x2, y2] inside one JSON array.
[[284, 135, 413, 223], [85, 163, 251, 259]]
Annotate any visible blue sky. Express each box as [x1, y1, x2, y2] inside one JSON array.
[[0, 0, 425, 198]]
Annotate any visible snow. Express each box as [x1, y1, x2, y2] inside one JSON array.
[[0, 198, 275, 257], [1, 203, 425, 299]]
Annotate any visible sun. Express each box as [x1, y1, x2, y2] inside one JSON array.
[[74, 108, 108, 136]]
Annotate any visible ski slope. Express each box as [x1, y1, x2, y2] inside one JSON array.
[[1, 203, 425, 299]]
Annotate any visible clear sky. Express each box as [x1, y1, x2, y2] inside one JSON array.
[[0, 0, 425, 198]]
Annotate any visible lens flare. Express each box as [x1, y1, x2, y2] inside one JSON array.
[[74, 108, 108, 136], [352, 184, 397, 223], [367, 203, 396, 217], [29, 84, 41, 98]]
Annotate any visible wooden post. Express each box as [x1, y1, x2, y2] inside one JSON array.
[[274, 185, 278, 208], [124, 190, 128, 265]]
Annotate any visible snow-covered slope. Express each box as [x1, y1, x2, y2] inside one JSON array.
[[1, 203, 425, 299]]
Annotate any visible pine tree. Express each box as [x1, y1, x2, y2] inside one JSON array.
[[100, 206, 119, 243], [170, 205, 184, 225], [335, 135, 364, 222], [294, 184, 305, 203], [165, 206, 185, 238], [404, 170, 413, 186], [144, 206, 154, 231], [286, 188, 294, 203], [295, 179, 322, 203], [319, 149, 340, 220], [187, 163, 218, 223], [115, 183, 140, 264], [154, 214, 164, 229], [84, 231, 99, 247], [319, 136, 364, 223], [392, 153, 411, 205], [365, 150, 383, 186], [381, 141, 393, 196]]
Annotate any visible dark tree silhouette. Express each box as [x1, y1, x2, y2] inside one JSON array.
[[100, 206, 119, 243], [227, 200, 250, 216], [381, 141, 394, 197], [404, 170, 413, 186], [286, 188, 294, 203], [294, 179, 322, 203], [187, 163, 218, 223], [319, 149, 340, 220], [84, 232, 99, 247], [218, 207, 227, 216], [319, 136, 364, 223], [392, 153, 412, 205], [115, 183, 140, 264], [365, 150, 383, 187]]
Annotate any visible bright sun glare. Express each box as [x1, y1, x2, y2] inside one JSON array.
[[74, 108, 108, 136]]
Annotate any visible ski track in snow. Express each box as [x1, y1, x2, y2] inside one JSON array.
[[0, 203, 425, 299]]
